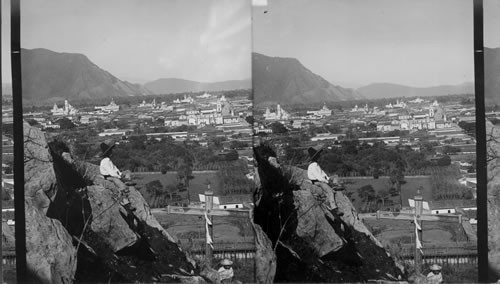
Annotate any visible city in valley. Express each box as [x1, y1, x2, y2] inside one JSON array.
[[1, 90, 485, 281]]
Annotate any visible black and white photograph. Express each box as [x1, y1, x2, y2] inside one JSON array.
[[1, 0, 498, 283], [251, 0, 478, 282], [3, 0, 255, 283]]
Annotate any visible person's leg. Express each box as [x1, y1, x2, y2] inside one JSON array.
[[317, 182, 337, 210], [108, 177, 127, 192], [107, 177, 134, 208]]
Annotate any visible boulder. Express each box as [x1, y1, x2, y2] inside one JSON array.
[[253, 145, 405, 282], [251, 212, 276, 283], [24, 122, 77, 283], [25, 203, 77, 284]]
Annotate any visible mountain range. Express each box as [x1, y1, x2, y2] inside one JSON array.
[[356, 82, 474, 99], [252, 52, 363, 105], [21, 48, 152, 102], [144, 78, 251, 94], [14, 48, 485, 104], [485, 47, 500, 104]]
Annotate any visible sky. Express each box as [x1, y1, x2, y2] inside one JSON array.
[[2, 0, 500, 87], [2, 0, 251, 84], [253, 0, 475, 88], [485, 0, 500, 49]]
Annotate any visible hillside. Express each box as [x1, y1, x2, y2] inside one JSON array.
[[357, 82, 474, 99], [144, 78, 251, 94], [21, 48, 151, 102], [252, 53, 363, 105], [485, 47, 500, 104]]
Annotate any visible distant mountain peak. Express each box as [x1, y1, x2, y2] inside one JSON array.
[[21, 48, 151, 102], [252, 53, 363, 105]]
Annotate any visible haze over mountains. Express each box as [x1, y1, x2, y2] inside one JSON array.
[[356, 82, 474, 99], [144, 78, 251, 94], [485, 47, 500, 104], [12, 48, 484, 104], [21, 48, 152, 102], [252, 53, 363, 105]]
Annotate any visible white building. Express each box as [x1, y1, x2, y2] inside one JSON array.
[[263, 104, 290, 120], [307, 104, 332, 117], [51, 100, 78, 116], [95, 99, 120, 112]]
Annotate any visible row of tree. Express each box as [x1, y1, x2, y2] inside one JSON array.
[[430, 167, 474, 200]]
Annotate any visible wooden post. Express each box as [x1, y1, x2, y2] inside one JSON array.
[[205, 187, 214, 263], [414, 191, 423, 275], [376, 192, 462, 275]]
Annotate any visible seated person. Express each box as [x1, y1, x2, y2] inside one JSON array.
[[99, 140, 134, 210], [426, 264, 443, 284], [307, 145, 343, 217], [218, 259, 234, 283]]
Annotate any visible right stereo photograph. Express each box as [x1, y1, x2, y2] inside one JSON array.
[[251, 0, 480, 282]]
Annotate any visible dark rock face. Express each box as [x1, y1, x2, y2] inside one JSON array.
[[253, 145, 405, 283], [24, 123, 199, 283]]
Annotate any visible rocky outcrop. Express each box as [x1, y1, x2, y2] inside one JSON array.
[[24, 123, 77, 283], [24, 123, 199, 283], [251, 213, 277, 283], [487, 121, 500, 280], [253, 145, 404, 283]]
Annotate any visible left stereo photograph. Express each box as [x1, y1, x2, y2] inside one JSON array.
[[2, 0, 255, 283]]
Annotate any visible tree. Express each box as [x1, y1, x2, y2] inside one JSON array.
[[270, 122, 288, 134], [442, 145, 460, 155], [26, 119, 39, 126], [389, 166, 405, 209], [177, 158, 194, 203], [377, 188, 391, 209], [145, 180, 164, 208], [56, 117, 76, 130], [358, 185, 376, 212], [165, 183, 179, 201], [436, 155, 451, 166], [245, 116, 254, 125], [225, 150, 239, 161]]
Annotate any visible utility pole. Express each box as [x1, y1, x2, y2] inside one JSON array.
[[377, 191, 462, 275], [414, 191, 423, 274], [205, 187, 214, 263], [164, 185, 250, 266]]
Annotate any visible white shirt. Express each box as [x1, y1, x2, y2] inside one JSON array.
[[218, 266, 234, 281], [308, 162, 329, 183], [426, 272, 443, 284], [100, 157, 122, 178]]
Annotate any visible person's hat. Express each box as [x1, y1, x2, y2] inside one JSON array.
[[430, 264, 441, 271], [100, 140, 116, 157], [221, 259, 233, 266], [308, 144, 324, 160]]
